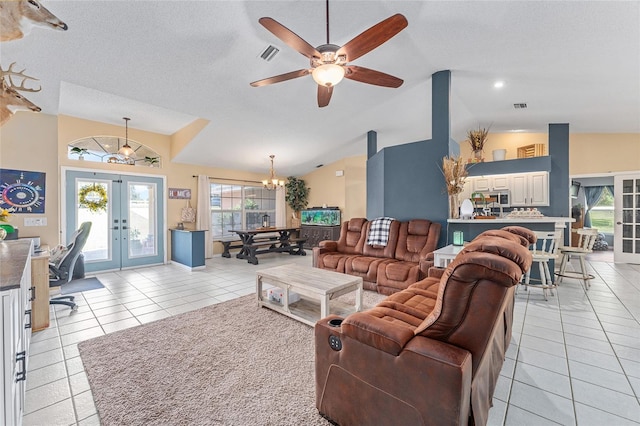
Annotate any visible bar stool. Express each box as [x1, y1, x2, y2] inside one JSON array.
[[518, 230, 562, 300], [556, 228, 599, 290]]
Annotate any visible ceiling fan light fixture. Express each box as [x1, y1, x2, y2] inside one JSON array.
[[312, 63, 345, 87]]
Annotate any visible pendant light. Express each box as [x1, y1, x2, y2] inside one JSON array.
[[117, 117, 136, 161]]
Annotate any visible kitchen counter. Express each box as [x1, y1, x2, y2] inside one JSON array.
[[0, 240, 32, 291], [448, 217, 574, 224]]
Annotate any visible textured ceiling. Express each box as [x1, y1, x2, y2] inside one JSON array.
[[2, 1, 639, 176]]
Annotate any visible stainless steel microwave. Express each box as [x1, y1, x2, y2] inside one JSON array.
[[483, 191, 510, 207]]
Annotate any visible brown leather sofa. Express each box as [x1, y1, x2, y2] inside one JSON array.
[[313, 218, 441, 294], [315, 226, 534, 426]]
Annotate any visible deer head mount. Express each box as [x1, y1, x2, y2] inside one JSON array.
[[1, 62, 42, 126], [0, 0, 68, 42]]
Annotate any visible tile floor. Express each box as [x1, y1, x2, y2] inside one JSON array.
[[23, 251, 640, 425]]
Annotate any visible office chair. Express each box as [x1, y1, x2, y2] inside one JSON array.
[[49, 221, 92, 310]]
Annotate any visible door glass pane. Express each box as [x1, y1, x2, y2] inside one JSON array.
[[636, 179, 640, 193], [623, 225, 633, 238], [129, 182, 157, 257], [77, 179, 110, 262], [623, 239, 633, 253], [623, 195, 633, 209], [623, 210, 633, 223], [622, 179, 633, 193]]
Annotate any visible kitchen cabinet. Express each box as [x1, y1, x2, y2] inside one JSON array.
[[1, 240, 33, 426], [511, 172, 549, 206], [471, 175, 510, 192]]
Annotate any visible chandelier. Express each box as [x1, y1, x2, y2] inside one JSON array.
[[262, 155, 284, 190]]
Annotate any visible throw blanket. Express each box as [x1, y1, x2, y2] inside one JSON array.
[[367, 217, 395, 246]]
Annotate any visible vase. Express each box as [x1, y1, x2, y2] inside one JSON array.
[[448, 194, 460, 219], [473, 150, 483, 161], [492, 149, 506, 161], [0, 228, 6, 241]]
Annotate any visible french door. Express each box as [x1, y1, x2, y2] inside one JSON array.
[[65, 170, 165, 272], [614, 173, 640, 263]]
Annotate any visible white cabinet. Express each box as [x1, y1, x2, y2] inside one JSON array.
[[1, 241, 33, 426], [510, 172, 549, 206], [471, 175, 510, 192]]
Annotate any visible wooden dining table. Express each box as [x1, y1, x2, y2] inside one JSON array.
[[230, 227, 305, 264]]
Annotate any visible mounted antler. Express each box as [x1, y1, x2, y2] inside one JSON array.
[[1, 62, 42, 92], [1, 62, 42, 127]]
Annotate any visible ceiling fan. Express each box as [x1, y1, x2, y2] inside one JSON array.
[[250, 0, 408, 107]]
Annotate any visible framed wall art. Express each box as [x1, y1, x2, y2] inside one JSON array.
[[0, 168, 46, 213], [168, 188, 191, 199]]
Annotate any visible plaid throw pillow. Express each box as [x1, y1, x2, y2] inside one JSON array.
[[366, 217, 395, 247]]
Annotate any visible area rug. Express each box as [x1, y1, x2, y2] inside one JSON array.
[[78, 291, 385, 426], [61, 277, 104, 295]]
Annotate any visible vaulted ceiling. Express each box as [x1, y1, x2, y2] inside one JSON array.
[[3, 1, 639, 176]]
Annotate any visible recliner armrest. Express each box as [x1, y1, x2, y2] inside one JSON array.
[[342, 312, 415, 356], [318, 240, 337, 251], [418, 257, 434, 278]]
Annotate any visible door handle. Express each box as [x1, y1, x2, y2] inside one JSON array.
[[122, 226, 129, 230], [617, 221, 622, 225], [112, 226, 119, 230]]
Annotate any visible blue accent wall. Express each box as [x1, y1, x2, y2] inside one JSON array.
[[365, 71, 571, 249], [367, 130, 377, 159], [366, 149, 385, 218], [366, 71, 453, 247]]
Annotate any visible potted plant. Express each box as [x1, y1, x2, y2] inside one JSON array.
[[144, 156, 160, 167], [466, 126, 490, 162], [285, 176, 309, 226], [70, 147, 88, 160]]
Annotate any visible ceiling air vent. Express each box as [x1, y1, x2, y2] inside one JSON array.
[[259, 45, 279, 61], [513, 103, 527, 109]]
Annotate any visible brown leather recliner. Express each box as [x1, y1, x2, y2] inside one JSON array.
[[315, 227, 534, 426], [376, 219, 441, 295], [314, 217, 441, 294], [313, 218, 368, 273], [344, 220, 401, 291]]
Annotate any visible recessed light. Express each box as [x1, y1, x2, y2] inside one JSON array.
[[493, 81, 504, 89]]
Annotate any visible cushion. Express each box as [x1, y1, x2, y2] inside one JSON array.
[[49, 244, 68, 264]]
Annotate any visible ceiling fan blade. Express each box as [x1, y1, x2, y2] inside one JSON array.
[[317, 85, 333, 107], [345, 65, 403, 88], [259, 17, 321, 59], [336, 14, 408, 62], [250, 69, 310, 87]]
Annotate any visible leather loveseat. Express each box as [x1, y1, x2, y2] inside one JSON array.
[[315, 226, 535, 426], [313, 218, 441, 294]]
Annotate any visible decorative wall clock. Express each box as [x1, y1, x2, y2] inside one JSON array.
[[0, 168, 46, 213]]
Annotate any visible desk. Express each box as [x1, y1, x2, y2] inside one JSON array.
[[31, 245, 50, 332], [433, 244, 464, 267], [231, 227, 304, 265]]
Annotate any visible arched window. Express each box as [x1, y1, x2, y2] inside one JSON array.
[[67, 136, 161, 167]]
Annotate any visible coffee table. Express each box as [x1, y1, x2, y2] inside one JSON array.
[[256, 264, 363, 326]]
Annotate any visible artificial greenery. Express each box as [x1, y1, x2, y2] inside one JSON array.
[[144, 156, 160, 165], [71, 147, 88, 156], [78, 183, 108, 213], [284, 176, 309, 216]]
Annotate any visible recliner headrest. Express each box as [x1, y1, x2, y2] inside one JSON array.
[[348, 218, 367, 231], [407, 219, 430, 236]]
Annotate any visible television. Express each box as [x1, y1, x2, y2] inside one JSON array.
[[570, 180, 581, 198], [301, 208, 341, 226]]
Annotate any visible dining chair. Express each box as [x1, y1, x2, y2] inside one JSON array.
[[518, 230, 562, 300], [556, 228, 599, 290]]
